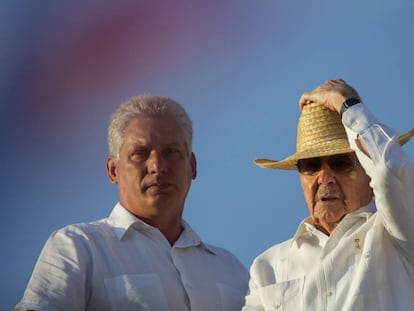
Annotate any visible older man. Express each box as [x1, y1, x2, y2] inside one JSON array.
[[17, 95, 248, 311], [243, 79, 414, 310]]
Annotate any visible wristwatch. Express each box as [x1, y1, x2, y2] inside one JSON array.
[[340, 98, 361, 118]]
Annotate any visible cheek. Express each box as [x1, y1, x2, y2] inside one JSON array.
[[344, 171, 373, 207], [120, 163, 144, 182], [346, 171, 360, 195], [300, 177, 315, 207], [348, 171, 359, 180]]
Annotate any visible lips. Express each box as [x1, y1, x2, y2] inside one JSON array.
[[315, 188, 340, 202], [319, 196, 338, 201], [144, 180, 172, 192], [149, 182, 169, 188]]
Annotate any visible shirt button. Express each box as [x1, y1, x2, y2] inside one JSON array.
[[324, 291, 333, 297]]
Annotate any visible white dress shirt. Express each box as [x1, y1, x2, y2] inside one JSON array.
[[243, 104, 414, 311], [16, 203, 249, 311]]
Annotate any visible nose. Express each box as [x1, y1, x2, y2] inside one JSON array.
[[147, 151, 167, 174], [317, 162, 336, 185]]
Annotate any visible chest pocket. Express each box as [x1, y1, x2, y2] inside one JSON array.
[[258, 277, 304, 311], [104, 273, 169, 311]]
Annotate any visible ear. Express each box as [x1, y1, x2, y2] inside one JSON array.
[[106, 156, 118, 184], [190, 152, 197, 180]]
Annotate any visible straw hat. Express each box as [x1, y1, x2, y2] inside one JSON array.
[[255, 102, 414, 170]]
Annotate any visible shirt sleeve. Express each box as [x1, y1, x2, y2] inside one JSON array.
[[342, 104, 414, 259], [15, 226, 91, 311]]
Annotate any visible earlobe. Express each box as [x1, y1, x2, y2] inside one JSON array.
[[106, 157, 118, 184]]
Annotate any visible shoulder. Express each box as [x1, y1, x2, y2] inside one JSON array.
[[205, 243, 239, 259], [54, 217, 110, 236], [45, 217, 115, 252]]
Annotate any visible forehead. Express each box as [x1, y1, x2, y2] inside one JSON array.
[[123, 116, 185, 145]]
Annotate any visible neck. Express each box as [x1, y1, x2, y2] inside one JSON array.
[[140, 214, 183, 245], [306, 217, 340, 236], [160, 222, 183, 245]]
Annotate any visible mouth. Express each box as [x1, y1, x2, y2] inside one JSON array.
[[314, 188, 341, 203], [318, 196, 339, 202], [144, 181, 171, 192]]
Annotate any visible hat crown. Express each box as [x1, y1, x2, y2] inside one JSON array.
[[296, 103, 350, 154]]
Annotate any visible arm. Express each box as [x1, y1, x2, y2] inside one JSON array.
[[344, 104, 414, 257]]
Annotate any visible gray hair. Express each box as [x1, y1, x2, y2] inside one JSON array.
[[108, 95, 193, 159]]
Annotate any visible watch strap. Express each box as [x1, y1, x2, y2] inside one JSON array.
[[340, 98, 361, 118]]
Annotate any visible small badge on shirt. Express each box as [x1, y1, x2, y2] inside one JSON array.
[[354, 238, 361, 250]]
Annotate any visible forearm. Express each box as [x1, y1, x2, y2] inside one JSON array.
[[344, 104, 414, 256]]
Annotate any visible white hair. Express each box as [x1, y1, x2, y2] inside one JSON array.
[[107, 95, 193, 159]]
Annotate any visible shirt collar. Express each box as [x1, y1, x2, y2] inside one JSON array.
[[291, 200, 376, 247], [108, 203, 216, 254], [175, 220, 217, 254], [108, 203, 145, 240]]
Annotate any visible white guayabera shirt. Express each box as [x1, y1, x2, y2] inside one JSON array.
[[243, 104, 414, 311], [16, 203, 249, 311]]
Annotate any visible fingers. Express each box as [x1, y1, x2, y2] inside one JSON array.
[[299, 92, 316, 110], [299, 79, 356, 112]]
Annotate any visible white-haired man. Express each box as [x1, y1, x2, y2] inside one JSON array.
[[17, 95, 249, 311]]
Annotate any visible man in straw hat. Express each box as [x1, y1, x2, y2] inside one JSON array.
[[243, 79, 414, 311]]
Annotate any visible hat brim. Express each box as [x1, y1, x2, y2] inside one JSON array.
[[255, 128, 414, 170]]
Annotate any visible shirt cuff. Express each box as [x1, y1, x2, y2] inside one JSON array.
[[342, 104, 377, 133], [342, 104, 397, 163]]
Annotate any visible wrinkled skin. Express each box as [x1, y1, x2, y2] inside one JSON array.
[[300, 154, 373, 235]]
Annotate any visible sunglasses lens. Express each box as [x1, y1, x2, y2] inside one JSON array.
[[328, 154, 355, 173], [297, 158, 321, 175], [297, 154, 356, 175]]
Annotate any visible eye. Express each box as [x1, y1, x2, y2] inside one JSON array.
[[164, 147, 183, 158], [166, 147, 180, 154], [298, 158, 321, 175], [131, 148, 149, 159], [329, 154, 355, 173]]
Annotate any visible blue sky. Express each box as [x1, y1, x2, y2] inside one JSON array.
[[2, 1, 414, 309]]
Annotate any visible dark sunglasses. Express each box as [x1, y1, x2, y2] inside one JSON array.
[[297, 153, 357, 175]]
